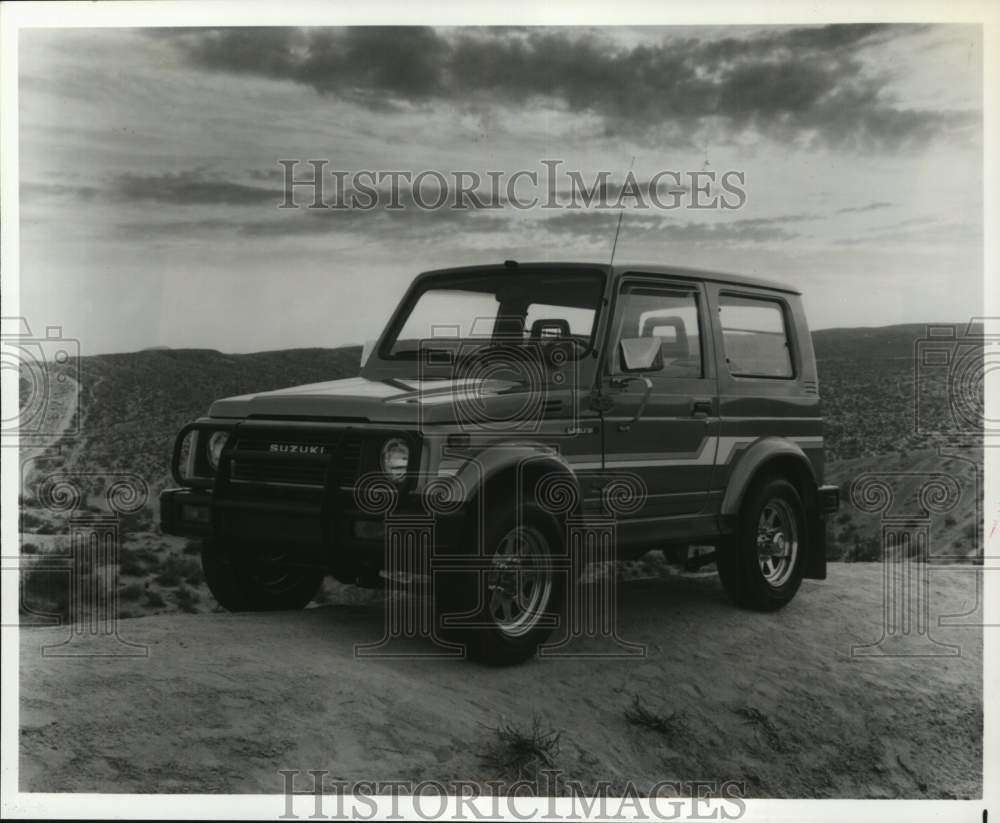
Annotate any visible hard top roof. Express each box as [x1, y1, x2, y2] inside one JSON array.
[[418, 261, 800, 295]]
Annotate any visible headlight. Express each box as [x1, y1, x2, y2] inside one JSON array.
[[205, 431, 230, 471], [380, 438, 410, 483]]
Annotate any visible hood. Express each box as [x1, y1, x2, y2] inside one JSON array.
[[207, 375, 566, 425]]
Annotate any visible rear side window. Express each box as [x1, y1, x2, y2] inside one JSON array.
[[719, 294, 793, 378]]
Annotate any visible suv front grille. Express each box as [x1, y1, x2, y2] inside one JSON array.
[[229, 433, 365, 488]]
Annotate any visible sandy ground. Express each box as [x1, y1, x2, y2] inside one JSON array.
[[19, 564, 982, 798]]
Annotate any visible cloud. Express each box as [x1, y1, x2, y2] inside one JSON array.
[[162, 24, 977, 150], [542, 211, 798, 245], [20, 181, 101, 201], [114, 196, 516, 241], [840, 217, 981, 246], [114, 218, 240, 240], [836, 201, 895, 213], [111, 170, 281, 206], [21, 170, 286, 209]]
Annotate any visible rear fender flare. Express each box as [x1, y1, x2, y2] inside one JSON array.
[[720, 437, 825, 580], [720, 437, 817, 517]]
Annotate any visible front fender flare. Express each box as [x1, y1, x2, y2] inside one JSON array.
[[439, 443, 580, 510]]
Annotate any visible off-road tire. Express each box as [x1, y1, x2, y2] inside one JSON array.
[[717, 476, 806, 611], [434, 496, 565, 666], [201, 537, 324, 612]]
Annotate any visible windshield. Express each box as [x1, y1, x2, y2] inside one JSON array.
[[380, 269, 604, 363]]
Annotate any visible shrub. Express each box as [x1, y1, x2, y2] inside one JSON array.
[[826, 542, 844, 562], [145, 589, 166, 608], [21, 542, 39, 555], [119, 548, 148, 577], [480, 715, 561, 782], [624, 695, 685, 736], [183, 562, 204, 586], [32, 520, 61, 536], [120, 582, 145, 602], [155, 553, 202, 587], [120, 508, 154, 534], [173, 585, 200, 613], [846, 536, 882, 562], [734, 706, 783, 751], [19, 510, 45, 532], [155, 564, 181, 587]]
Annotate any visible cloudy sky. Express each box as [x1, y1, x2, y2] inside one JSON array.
[[18, 24, 983, 355]]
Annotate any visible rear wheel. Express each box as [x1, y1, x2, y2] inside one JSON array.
[[201, 538, 324, 611], [435, 498, 564, 665], [717, 477, 806, 611]]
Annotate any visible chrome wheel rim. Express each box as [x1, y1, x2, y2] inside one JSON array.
[[755, 498, 798, 587], [486, 525, 553, 637]]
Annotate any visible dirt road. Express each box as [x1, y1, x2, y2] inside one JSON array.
[[19, 565, 982, 798]]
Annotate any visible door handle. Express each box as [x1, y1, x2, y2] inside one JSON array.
[[691, 399, 713, 418]]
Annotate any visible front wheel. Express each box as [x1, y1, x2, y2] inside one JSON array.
[[435, 498, 565, 666], [717, 477, 806, 611], [201, 538, 324, 612]]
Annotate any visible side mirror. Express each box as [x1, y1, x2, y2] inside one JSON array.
[[360, 339, 377, 368], [618, 337, 664, 373]]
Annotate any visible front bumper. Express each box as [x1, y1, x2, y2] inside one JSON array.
[[159, 487, 466, 561], [160, 488, 214, 536]]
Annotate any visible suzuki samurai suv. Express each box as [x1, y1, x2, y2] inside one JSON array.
[[162, 262, 839, 664]]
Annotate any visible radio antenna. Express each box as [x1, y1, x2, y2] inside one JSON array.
[[609, 155, 635, 268]]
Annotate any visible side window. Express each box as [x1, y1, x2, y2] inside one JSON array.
[[613, 286, 702, 377], [718, 294, 793, 378]]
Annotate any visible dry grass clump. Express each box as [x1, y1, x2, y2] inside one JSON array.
[[623, 695, 685, 736], [480, 714, 562, 782]]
